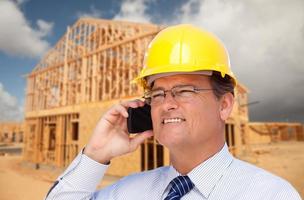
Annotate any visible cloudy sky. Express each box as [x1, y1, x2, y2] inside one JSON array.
[[0, 0, 303, 122]]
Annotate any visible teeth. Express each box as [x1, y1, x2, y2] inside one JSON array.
[[163, 118, 185, 124]]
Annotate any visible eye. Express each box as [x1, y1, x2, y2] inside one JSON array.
[[175, 86, 196, 97], [179, 90, 195, 96], [151, 90, 165, 99]]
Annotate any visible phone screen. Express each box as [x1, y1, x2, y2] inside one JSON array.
[[127, 104, 153, 133]]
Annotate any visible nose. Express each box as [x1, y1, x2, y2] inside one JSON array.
[[162, 92, 178, 111]]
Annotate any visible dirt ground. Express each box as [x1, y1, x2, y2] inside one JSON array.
[[0, 141, 303, 200], [0, 154, 120, 200]]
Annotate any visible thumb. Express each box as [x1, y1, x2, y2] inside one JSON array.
[[129, 131, 153, 151]]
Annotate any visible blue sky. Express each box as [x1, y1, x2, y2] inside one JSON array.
[[0, 0, 304, 122]]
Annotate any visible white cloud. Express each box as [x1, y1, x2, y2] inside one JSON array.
[[168, 0, 304, 122], [113, 0, 151, 23], [76, 5, 103, 19], [14, 0, 28, 5], [0, 83, 23, 122], [36, 19, 54, 37], [0, 0, 54, 58]]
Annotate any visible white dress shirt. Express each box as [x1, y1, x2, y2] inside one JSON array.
[[45, 144, 302, 200]]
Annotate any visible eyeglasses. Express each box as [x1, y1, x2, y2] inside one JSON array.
[[144, 85, 214, 105]]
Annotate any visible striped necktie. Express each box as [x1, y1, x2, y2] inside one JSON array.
[[164, 175, 194, 200]]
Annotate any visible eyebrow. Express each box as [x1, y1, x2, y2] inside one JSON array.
[[151, 86, 165, 90], [151, 84, 195, 90]]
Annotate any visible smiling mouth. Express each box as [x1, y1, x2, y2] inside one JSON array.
[[162, 118, 186, 124]]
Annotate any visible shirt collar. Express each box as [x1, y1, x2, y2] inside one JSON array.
[[161, 165, 180, 197], [162, 143, 234, 198]]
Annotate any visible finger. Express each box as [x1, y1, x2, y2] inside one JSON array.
[[120, 99, 145, 109], [115, 114, 124, 125], [101, 105, 128, 128], [116, 114, 127, 131], [115, 114, 128, 134], [129, 130, 153, 151], [107, 104, 129, 118], [121, 116, 128, 132]]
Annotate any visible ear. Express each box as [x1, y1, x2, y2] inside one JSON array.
[[219, 93, 234, 121]]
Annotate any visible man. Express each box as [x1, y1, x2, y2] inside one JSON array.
[[45, 24, 301, 200]]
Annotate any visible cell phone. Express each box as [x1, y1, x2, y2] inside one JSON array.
[[127, 104, 153, 133]]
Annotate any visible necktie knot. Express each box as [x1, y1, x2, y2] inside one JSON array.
[[165, 175, 194, 200]]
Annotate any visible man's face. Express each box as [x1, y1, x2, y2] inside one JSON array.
[[150, 74, 225, 151]]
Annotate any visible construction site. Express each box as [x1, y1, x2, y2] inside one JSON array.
[[0, 18, 303, 199], [0, 122, 24, 144], [20, 18, 253, 175]]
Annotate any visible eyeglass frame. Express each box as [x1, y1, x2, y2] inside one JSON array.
[[143, 84, 214, 105]]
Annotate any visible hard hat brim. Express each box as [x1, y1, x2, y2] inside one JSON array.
[[146, 70, 213, 87]]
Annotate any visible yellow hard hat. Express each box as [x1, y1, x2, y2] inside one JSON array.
[[133, 24, 237, 88]]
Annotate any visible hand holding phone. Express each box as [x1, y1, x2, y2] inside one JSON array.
[[127, 104, 153, 133], [84, 100, 153, 164]]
